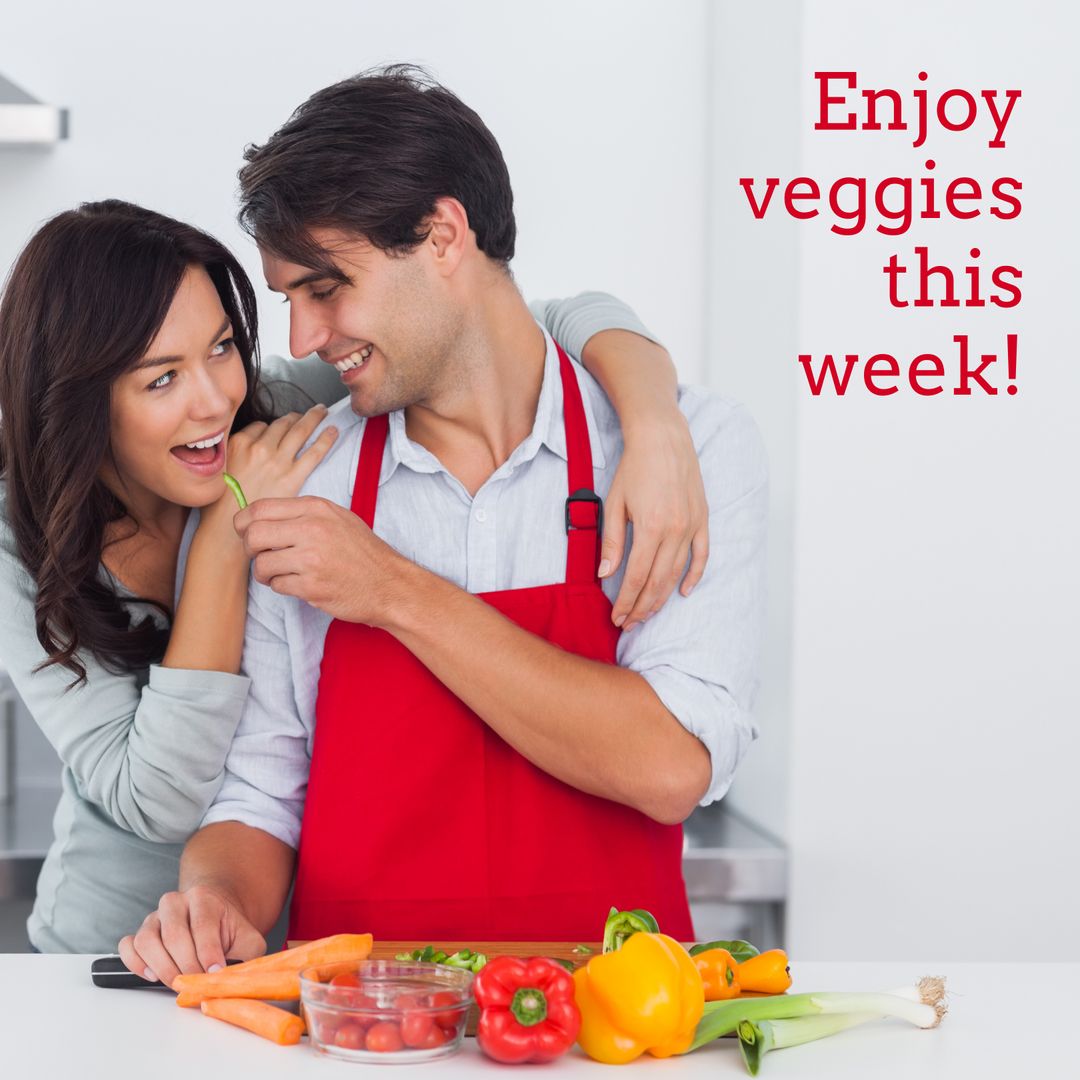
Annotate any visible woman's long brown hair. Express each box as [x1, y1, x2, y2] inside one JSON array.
[[0, 200, 274, 689]]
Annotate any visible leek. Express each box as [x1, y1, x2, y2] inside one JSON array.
[[734, 978, 947, 1074], [738, 1014, 878, 1075], [689, 976, 947, 1053]]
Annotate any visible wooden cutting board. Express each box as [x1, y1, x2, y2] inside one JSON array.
[[369, 941, 602, 965], [289, 941, 603, 1037]]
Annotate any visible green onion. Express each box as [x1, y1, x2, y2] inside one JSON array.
[[222, 473, 248, 510], [689, 978, 947, 1053]]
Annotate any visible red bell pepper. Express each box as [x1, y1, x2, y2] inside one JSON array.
[[473, 956, 581, 1064]]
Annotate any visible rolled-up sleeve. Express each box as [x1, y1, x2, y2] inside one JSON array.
[[201, 579, 310, 849], [614, 397, 768, 806]]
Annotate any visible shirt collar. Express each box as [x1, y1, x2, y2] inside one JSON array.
[[378, 325, 608, 487]]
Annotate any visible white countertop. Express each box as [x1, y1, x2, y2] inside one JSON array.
[[0, 957, 1072, 1077]]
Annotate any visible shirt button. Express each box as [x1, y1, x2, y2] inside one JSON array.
[[475, 508, 487, 523]]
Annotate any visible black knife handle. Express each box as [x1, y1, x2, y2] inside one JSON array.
[[90, 954, 243, 989]]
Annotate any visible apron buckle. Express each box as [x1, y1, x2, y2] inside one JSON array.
[[565, 488, 604, 535]]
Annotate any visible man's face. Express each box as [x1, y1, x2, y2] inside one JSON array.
[[262, 228, 465, 417]]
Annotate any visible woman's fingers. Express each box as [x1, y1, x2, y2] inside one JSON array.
[[610, 523, 658, 628], [620, 535, 685, 631], [276, 403, 331, 457], [680, 523, 709, 597], [293, 425, 340, 481], [598, 490, 627, 581]]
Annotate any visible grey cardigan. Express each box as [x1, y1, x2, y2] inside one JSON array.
[[0, 295, 655, 952]]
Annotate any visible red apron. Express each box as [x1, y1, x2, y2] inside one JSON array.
[[289, 345, 694, 942]]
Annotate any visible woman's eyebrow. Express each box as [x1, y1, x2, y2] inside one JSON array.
[[133, 317, 232, 370]]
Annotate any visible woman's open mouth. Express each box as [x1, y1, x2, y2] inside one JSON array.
[[170, 430, 226, 477]]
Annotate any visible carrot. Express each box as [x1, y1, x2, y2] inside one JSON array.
[[200, 998, 305, 1045], [175, 969, 302, 1005], [173, 933, 373, 1006]]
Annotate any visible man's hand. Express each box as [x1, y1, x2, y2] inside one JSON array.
[[118, 885, 266, 988], [233, 496, 415, 624]]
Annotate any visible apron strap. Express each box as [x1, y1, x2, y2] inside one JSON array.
[[351, 413, 389, 528], [556, 344, 603, 585]]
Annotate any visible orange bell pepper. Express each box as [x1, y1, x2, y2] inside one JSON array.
[[735, 949, 792, 995], [694, 947, 741, 1001]]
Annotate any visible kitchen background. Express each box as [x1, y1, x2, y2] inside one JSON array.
[[1, 0, 1077, 959]]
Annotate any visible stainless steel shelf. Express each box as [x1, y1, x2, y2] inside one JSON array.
[[0, 782, 58, 862], [682, 801, 787, 903]]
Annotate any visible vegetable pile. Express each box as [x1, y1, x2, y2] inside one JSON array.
[[160, 911, 947, 1071], [569, 906, 947, 1074]]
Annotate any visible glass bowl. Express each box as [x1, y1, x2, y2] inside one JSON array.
[[300, 959, 474, 1064]]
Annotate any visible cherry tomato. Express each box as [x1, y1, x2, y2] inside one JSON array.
[[400, 1009, 435, 1048], [329, 972, 361, 988], [326, 971, 363, 1007], [333, 1022, 367, 1050], [416, 1024, 450, 1049], [314, 1015, 340, 1044], [428, 990, 466, 1031], [366, 1021, 405, 1053]]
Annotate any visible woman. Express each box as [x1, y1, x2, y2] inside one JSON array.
[[0, 200, 708, 953]]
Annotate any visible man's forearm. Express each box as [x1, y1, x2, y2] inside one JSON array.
[[385, 567, 711, 825], [180, 821, 296, 935]]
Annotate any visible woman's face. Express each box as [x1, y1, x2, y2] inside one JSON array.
[[104, 265, 248, 520]]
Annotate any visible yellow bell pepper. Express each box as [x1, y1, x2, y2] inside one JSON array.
[[573, 932, 705, 1064]]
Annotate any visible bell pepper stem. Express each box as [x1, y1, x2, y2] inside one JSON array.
[[510, 987, 548, 1027], [602, 907, 660, 953]]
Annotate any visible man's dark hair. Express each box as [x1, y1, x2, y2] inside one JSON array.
[[237, 65, 516, 279]]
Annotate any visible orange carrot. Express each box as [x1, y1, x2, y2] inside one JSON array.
[[174, 969, 303, 1005], [173, 933, 373, 1006], [200, 998, 305, 1045], [215, 933, 373, 976]]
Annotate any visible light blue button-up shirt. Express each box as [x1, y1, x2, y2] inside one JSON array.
[[204, 328, 768, 847]]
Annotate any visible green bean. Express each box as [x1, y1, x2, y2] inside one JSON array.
[[222, 472, 248, 510]]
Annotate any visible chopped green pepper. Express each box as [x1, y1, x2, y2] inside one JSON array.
[[394, 946, 488, 973], [602, 907, 661, 953]]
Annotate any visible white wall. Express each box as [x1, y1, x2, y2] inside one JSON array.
[[1, 0, 710, 379], [784, 0, 1080, 959], [707, 2, 801, 845]]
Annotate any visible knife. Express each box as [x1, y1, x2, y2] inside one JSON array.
[[90, 954, 244, 989]]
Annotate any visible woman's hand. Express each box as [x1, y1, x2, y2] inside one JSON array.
[[220, 404, 339, 508], [602, 408, 709, 631]]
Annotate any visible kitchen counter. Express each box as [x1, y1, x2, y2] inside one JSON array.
[[0, 956, 1067, 1077]]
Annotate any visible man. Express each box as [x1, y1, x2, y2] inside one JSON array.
[[121, 67, 766, 981]]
